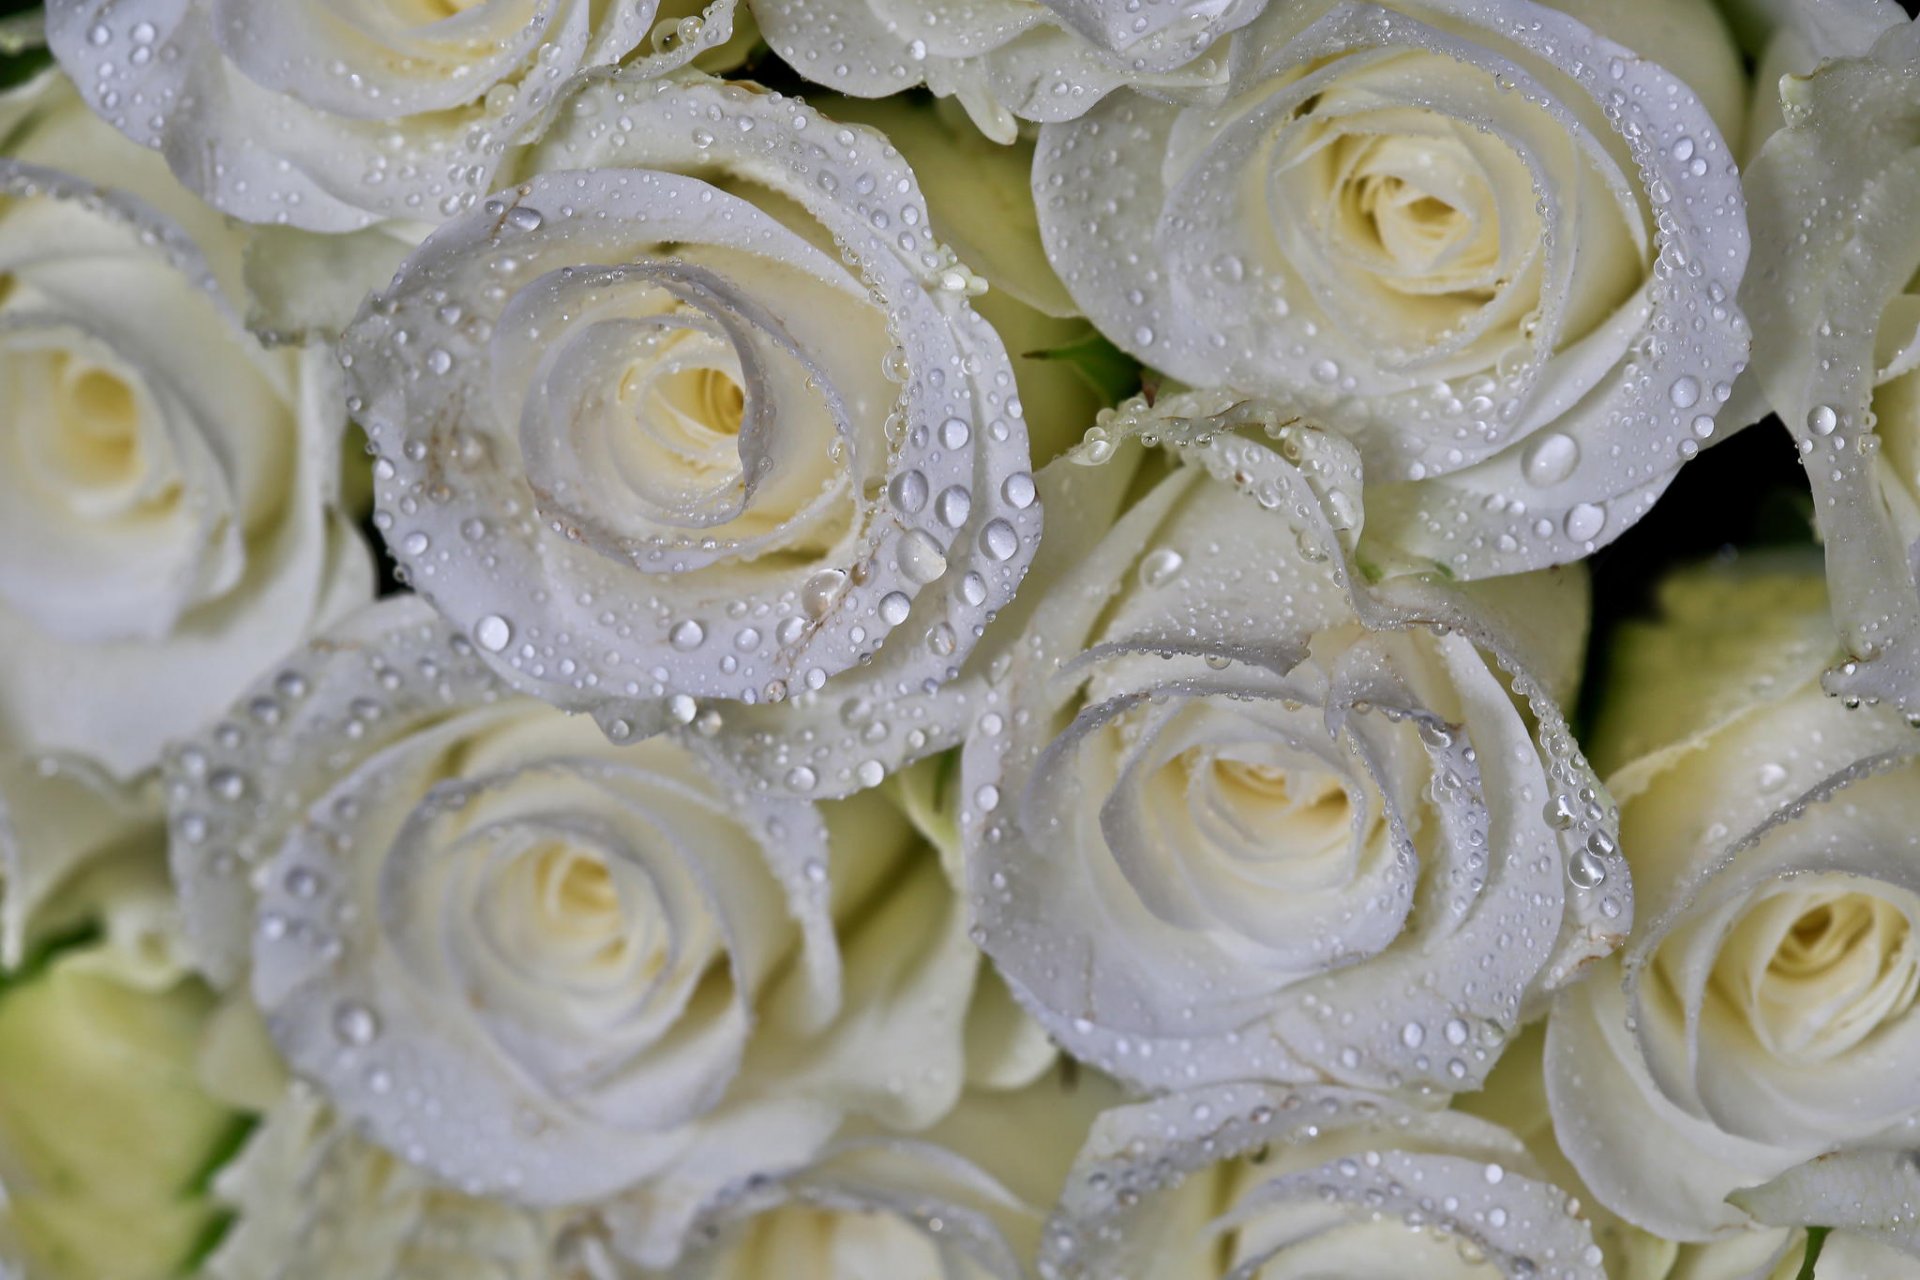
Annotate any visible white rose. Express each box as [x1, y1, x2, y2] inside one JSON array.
[[1742, 17, 1920, 716], [960, 396, 1623, 1096], [1042, 1082, 1606, 1279], [164, 596, 1012, 1264], [0, 71, 372, 777], [1460, 1021, 1920, 1280], [43, 0, 741, 231], [1544, 559, 1920, 1242], [750, 0, 1256, 143], [655, 1063, 1117, 1280], [1035, 0, 1753, 579], [337, 76, 1042, 789]]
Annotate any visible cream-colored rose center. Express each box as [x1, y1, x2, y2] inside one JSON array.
[[490, 839, 667, 988], [1332, 134, 1502, 294], [1205, 756, 1353, 845], [1715, 885, 1920, 1064], [649, 365, 748, 440]]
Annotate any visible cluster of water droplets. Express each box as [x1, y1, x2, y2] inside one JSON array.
[[46, 0, 741, 230], [1041, 1084, 1608, 1280]]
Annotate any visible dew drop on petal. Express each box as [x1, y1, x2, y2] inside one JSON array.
[[474, 615, 512, 652]]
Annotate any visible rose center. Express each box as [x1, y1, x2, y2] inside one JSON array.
[[508, 838, 665, 982], [1328, 131, 1504, 293], [1715, 883, 1920, 1063]]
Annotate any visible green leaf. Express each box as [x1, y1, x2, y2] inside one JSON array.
[[184, 1113, 261, 1197], [174, 1209, 237, 1278], [1795, 1226, 1830, 1280], [1024, 332, 1142, 408]]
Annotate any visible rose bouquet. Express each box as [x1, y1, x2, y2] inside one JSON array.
[[4, 0, 1920, 1276]]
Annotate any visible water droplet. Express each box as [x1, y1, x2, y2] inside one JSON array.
[[1568, 848, 1607, 888], [878, 591, 912, 626], [1668, 375, 1700, 409], [1564, 503, 1605, 542], [1002, 472, 1036, 509], [935, 485, 972, 528], [939, 418, 971, 449], [1138, 548, 1184, 588], [802, 569, 848, 619], [889, 469, 929, 515], [980, 519, 1019, 561], [670, 619, 706, 651], [1522, 433, 1579, 487], [506, 206, 544, 232], [897, 530, 949, 584], [474, 615, 512, 652], [333, 1002, 380, 1047], [1807, 404, 1838, 436]]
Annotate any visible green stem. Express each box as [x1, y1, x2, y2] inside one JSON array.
[[1795, 1226, 1831, 1280]]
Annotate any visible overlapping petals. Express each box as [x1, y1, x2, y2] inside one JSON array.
[[750, 0, 1257, 143], [1546, 564, 1920, 1241], [164, 597, 987, 1247], [1744, 18, 1920, 715], [960, 397, 1624, 1094], [340, 76, 1040, 778], [1044, 1083, 1606, 1279], [1036, 0, 1752, 578], [45, 0, 741, 230], [0, 75, 370, 775]]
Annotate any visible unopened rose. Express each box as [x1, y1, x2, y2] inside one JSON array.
[[165, 597, 1024, 1263], [0, 71, 372, 777], [0, 852, 238, 1280], [338, 76, 1041, 787], [1036, 0, 1753, 579], [960, 395, 1624, 1095], [44, 0, 741, 231], [1545, 559, 1920, 1242]]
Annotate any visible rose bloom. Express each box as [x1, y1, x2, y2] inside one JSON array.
[[164, 597, 1037, 1267], [1744, 16, 1920, 716], [1043, 1081, 1606, 1279], [44, 0, 743, 230], [1545, 559, 1920, 1242], [0, 70, 371, 777], [960, 396, 1624, 1096], [1460, 1022, 1920, 1280], [1035, 0, 1752, 579], [338, 75, 1042, 784]]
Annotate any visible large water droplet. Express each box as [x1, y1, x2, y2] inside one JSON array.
[[898, 530, 949, 584], [1138, 548, 1184, 588], [1564, 503, 1606, 542], [474, 615, 512, 652], [1522, 433, 1579, 487]]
